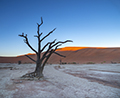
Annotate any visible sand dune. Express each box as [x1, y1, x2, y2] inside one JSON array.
[[0, 47, 120, 64]]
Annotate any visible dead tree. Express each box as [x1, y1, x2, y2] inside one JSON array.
[[19, 17, 72, 79]]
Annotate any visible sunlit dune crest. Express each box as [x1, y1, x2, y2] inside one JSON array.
[[27, 53, 35, 55], [17, 53, 35, 57], [17, 47, 107, 57], [57, 47, 107, 51], [57, 47, 88, 51]]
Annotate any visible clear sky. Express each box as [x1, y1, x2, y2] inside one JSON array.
[[0, 0, 120, 57]]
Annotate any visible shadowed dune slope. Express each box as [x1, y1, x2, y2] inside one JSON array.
[[0, 47, 120, 64]]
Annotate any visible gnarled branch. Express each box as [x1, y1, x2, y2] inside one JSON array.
[[37, 17, 43, 35], [25, 55, 36, 62], [19, 33, 38, 54], [40, 28, 56, 42], [41, 39, 57, 52], [37, 17, 43, 27], [39, 17, 43, 27], [52, 40, 73, 48], [41, 49, 54, 72], [53, 52, 66, 58], [41, 40, 72, 62], [41, 44, 64, 71]]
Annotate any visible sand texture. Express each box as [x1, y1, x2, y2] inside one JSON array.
[[0, 63, 120, 98]]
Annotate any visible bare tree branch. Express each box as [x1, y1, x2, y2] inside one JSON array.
[[41, 49, 54, 71], [34, 35, 38, 37], [41, 42, 50, 52], [40, 28, 56, 42], [39, 17, 43, 27], [41, 40, 72, 62], [41, 46, 51, 61], [41, 39, 57, 52], [25, 55, 36, 62], [54, 44, 62, 50], [37, 17, 43, 27], [41, 44, 63, 71], [52, 40, 73, 48], [37, 17, 43, 35], [41, 39, 57, 61], [35, 17, 44, 60], [34, 32, 43, 38], [53, 52, 66, 58], [41, 45, 52, 61], [19, 34, 38, 54]]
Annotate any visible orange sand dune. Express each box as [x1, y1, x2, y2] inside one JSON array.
[[17, 53, 35, 57], [57, 47, 107, 51], [57, 47, 88, 51], [0, 47, 120, 64]]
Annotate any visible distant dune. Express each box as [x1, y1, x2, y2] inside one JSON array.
[[0, 47, 120, 64]]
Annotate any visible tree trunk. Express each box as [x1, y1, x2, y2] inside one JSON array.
[[35, 62, 43, 78]]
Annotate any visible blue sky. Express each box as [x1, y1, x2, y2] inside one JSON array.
[[0, 0, 120, 56]]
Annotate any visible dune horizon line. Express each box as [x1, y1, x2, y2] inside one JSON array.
[[1, 46, 120, 57], [16, 46, 120, 57]]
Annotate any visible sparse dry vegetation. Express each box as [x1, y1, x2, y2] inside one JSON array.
[[86, 62, 95, 64]]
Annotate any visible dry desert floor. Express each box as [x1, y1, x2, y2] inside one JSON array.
[[0, 63, 120, 98]]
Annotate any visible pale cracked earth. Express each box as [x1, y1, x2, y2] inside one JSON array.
[[0, 63, 120, 98]]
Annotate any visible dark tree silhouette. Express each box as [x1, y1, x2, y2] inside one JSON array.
[[19, 17, 72, 80]]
